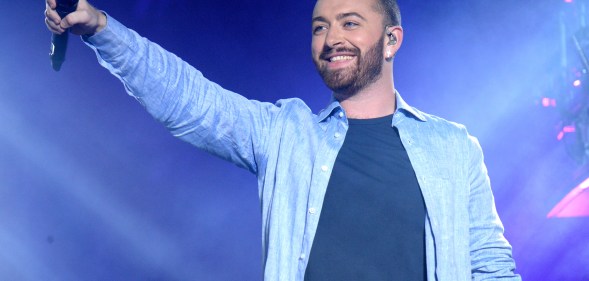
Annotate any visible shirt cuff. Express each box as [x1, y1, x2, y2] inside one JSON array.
[[81, 13, 138, 62]]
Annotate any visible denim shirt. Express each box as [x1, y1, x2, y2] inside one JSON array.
[[85, 16, 521, 281]]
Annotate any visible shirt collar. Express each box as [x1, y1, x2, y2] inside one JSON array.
[[316, 91, 427, 123], [395, 91, 427, 122], [316, 99, 343, 123]]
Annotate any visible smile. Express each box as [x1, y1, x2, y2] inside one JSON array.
[[329, 56, 355, 62]]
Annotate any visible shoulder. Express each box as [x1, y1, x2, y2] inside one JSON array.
[[275, 97, 310, 110], [407, 106, 469, 138], [416, 108, 483, 157], [399, 106, 483, 156], [268, 98, 319, 126]]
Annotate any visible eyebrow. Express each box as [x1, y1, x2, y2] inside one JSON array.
[[312, 12, 367, 23]]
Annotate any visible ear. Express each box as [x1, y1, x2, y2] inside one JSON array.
[[384, 25, 403, 61]]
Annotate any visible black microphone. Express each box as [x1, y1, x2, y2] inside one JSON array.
[[50, 0, 79, 71]]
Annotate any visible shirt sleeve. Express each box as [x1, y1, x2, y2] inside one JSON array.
[[467, 135, 521, 280], [82, 15, 277, 174]]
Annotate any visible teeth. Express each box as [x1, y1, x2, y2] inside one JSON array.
[[330, 56, 354, 62]]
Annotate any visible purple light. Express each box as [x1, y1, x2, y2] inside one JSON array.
[[557, 126, 576, 140], [563, 126, 576, 133], [581, 178, 589, 190], [541, 97, 557, 107], [548, 176, 589, 217]]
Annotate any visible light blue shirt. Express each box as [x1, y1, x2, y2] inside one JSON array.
[[85, 16, 521, 281]]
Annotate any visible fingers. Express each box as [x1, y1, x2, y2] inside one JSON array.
[[45, 17, 65, 34], [45, 3, 64, 34], [45, 0, 104, 36], [46, 0, 56, 10], [45, 2, 61, 23]]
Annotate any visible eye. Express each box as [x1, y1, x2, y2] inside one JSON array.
[[313, 25, 327, 35], [343, 21, 359, 29]]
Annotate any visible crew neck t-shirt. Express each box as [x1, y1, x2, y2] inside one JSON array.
[[304, 114, 427, 281]]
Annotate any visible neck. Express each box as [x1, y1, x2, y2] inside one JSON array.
[[335, 73, 397, 119]]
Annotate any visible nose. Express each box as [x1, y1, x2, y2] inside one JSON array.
[[325, 27, 344, 48]]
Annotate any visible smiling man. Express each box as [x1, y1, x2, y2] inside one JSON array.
[[45, 0, 521, 280], [311, 0, 401, 118]]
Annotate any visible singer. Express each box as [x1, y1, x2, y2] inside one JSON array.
[[45, 0, 520, 280]]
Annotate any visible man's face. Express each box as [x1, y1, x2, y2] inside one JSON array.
[[311, 0, 387, 97]]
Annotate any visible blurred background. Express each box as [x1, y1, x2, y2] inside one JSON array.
[[1, 0, 588, 280]]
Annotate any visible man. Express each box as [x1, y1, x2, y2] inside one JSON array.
[[45, 0, 521, 280]]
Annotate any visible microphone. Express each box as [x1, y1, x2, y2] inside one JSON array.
[[50, 0, 79, 71]]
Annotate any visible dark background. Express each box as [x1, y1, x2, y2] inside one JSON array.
[[1, 0, 587, 280]]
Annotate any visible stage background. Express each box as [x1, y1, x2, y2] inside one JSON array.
[[1, 0, 587, 280]]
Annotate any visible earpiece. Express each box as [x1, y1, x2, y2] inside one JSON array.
[[385, 25, 397, 59], [387, 32, 397, 46], [385, 25, 397, 46]]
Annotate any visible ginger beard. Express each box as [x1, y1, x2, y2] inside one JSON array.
[[315, 40, 384, 99]]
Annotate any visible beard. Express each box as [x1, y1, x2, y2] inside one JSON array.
[[315, 40, 384, 99]]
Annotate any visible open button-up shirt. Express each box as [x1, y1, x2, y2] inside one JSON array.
[[85, 16, 521, 281]]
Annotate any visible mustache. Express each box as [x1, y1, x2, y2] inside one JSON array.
[[319, 47, 360, 60]]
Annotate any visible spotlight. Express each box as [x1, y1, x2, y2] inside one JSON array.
[[548, 176, 589, 218]]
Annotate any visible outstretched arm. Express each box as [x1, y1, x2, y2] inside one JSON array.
[[44, 0, 276, 174]]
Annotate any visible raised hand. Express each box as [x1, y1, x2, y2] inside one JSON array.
[[45, 0, 107, 36]]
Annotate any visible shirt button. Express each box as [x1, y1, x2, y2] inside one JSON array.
[[308, 208, 316, 214], [334, 132, 341, 139], [321, 165, 329, 172], [299, 253, 306, 260], [338, 112, 344, 118]]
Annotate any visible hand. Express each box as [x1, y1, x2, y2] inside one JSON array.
[[45, 0, 107, 36]]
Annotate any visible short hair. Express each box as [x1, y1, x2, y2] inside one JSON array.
[[373, 0, 401, 27]]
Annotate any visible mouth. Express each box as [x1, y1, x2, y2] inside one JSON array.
[[328, 55, 355, 62], [321, 52, 357, 69]]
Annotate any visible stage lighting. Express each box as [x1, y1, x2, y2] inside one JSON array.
[[545, 0, 589, 218], [548, 176, 589, 217]]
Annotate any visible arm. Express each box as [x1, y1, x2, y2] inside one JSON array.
[[45, 0, 275, 173], [467, 136, 521, 280]]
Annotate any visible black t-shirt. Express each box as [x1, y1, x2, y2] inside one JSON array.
[[304, 114, 427, 281]]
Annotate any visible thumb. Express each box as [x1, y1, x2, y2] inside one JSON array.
[[59, 8, 105, 36], [57, 0, 93, 30], [59, 12, 79, 29]]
